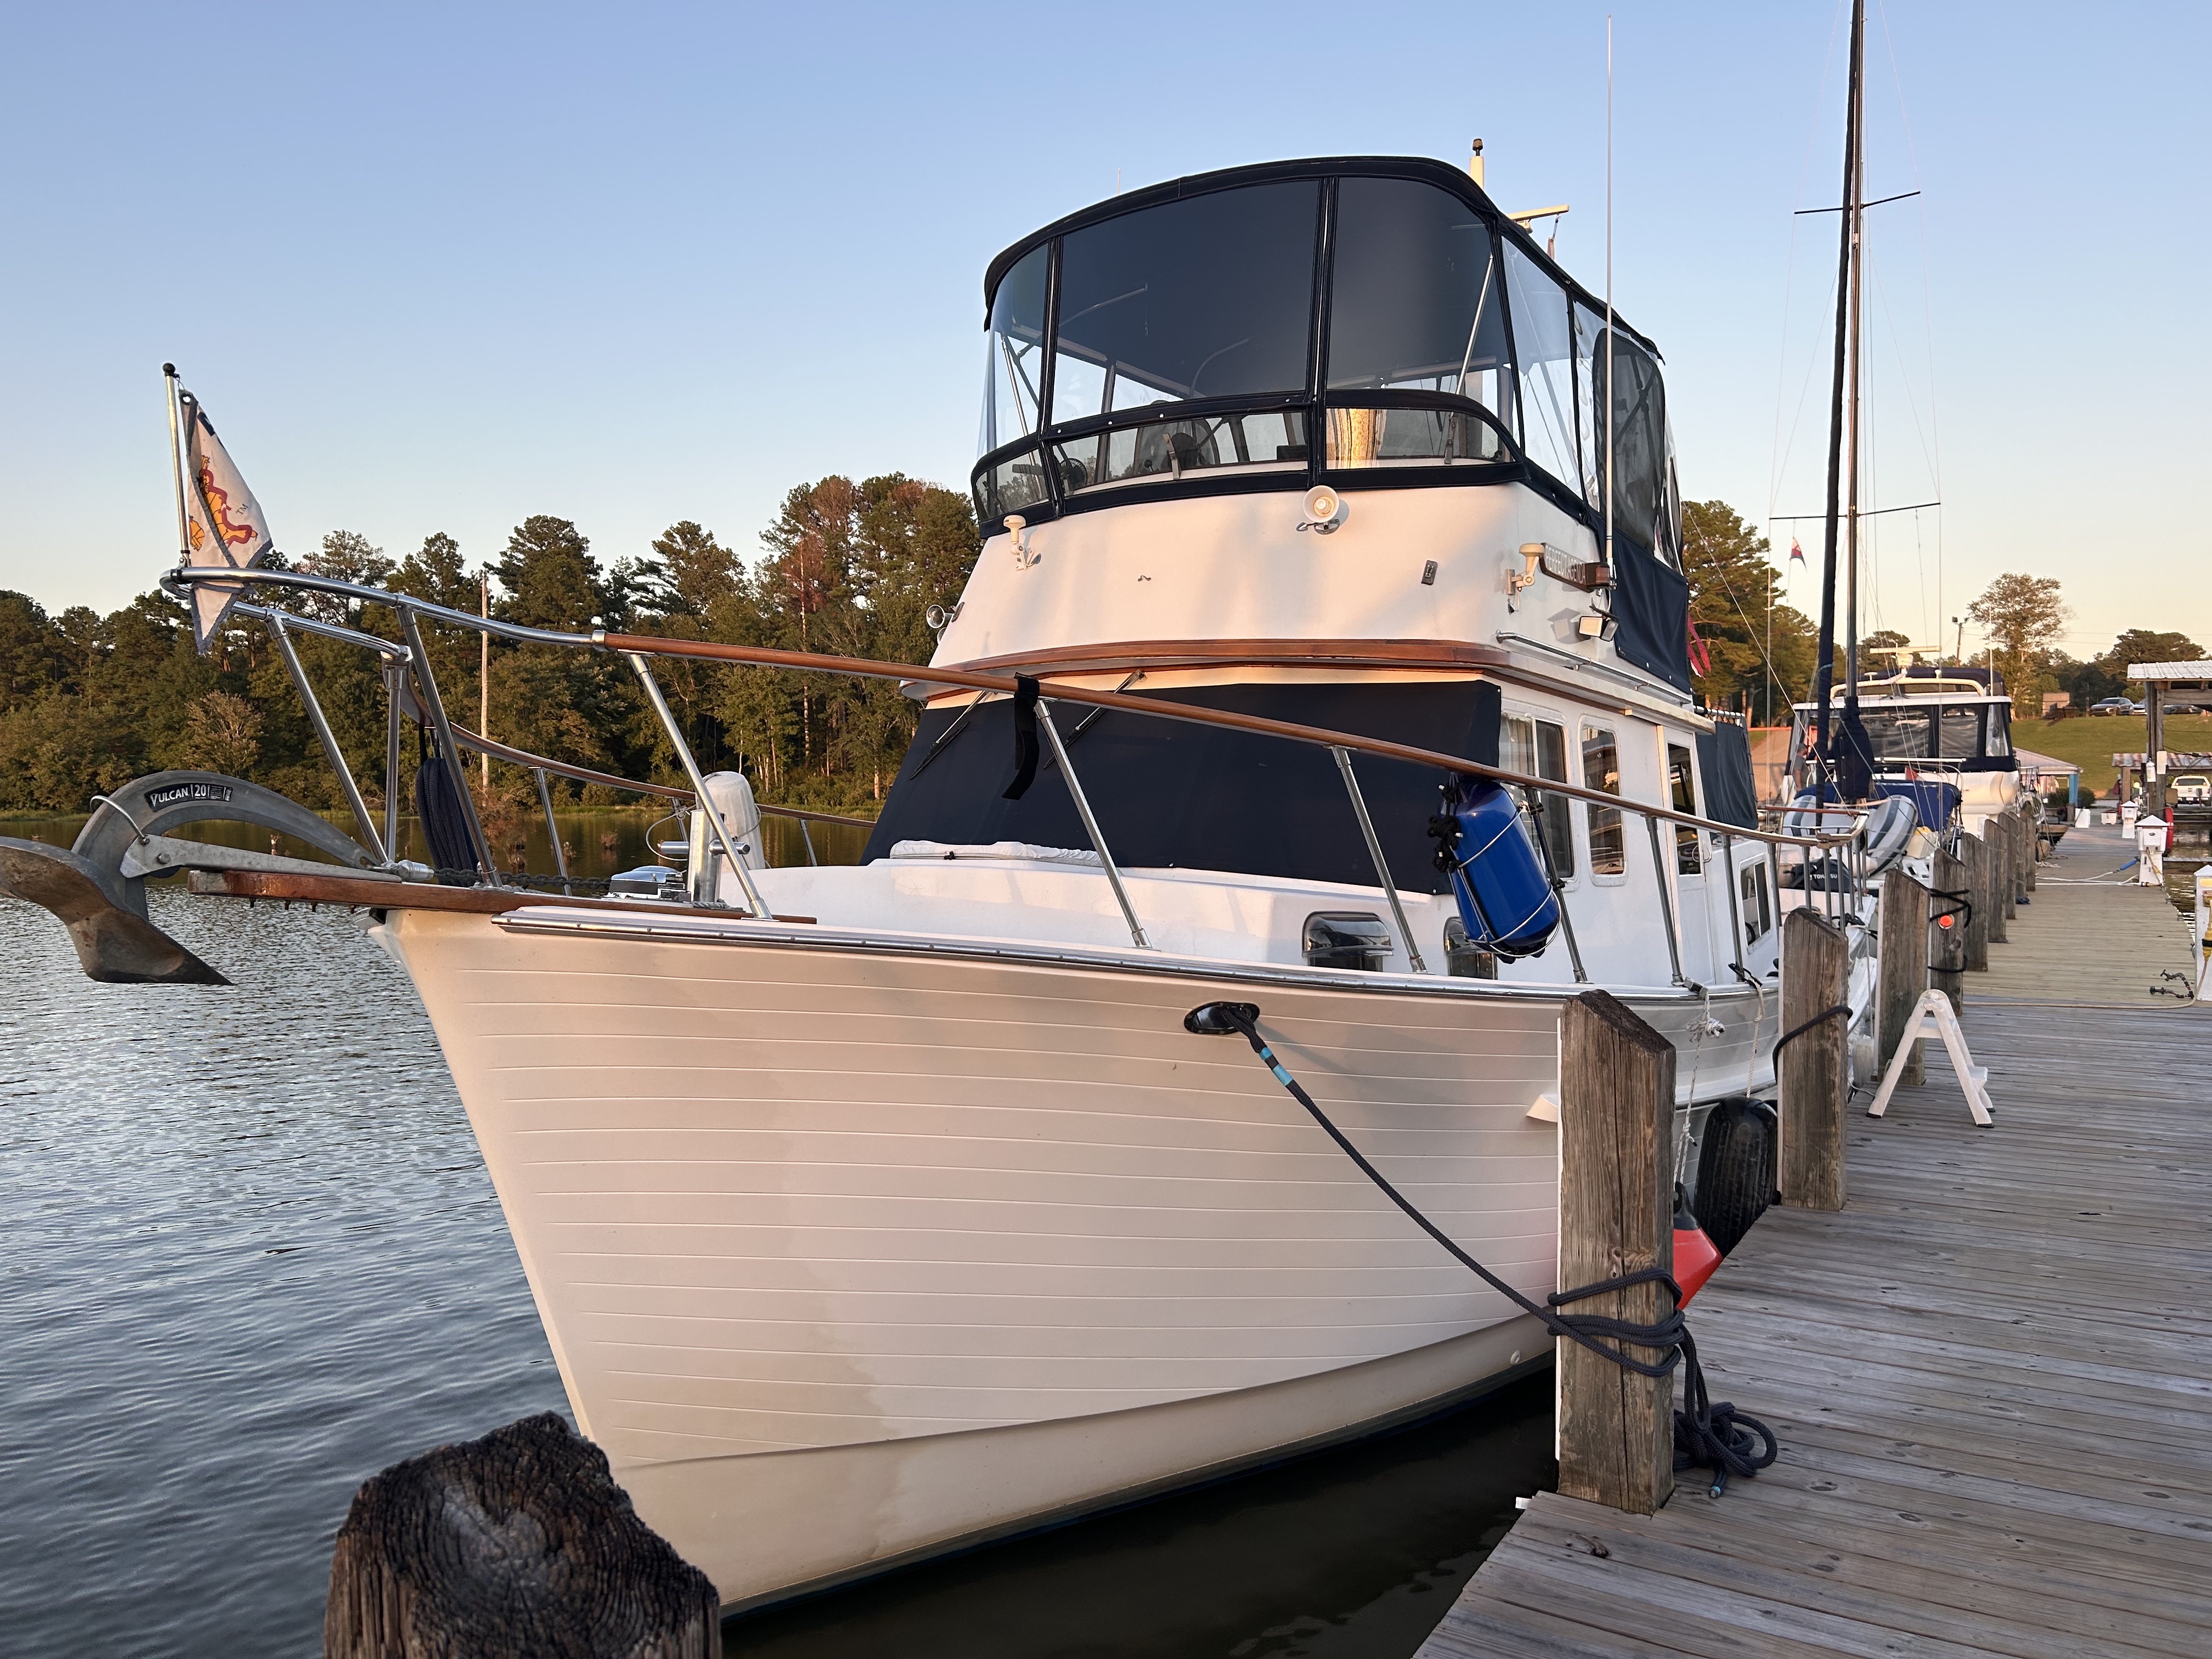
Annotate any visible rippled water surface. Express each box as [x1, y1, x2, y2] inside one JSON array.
[[1, 884, 1550, 1658]]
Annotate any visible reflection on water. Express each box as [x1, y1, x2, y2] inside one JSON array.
[[722, 1375, 1551, 1659], [1, 864, 1553, 1659]]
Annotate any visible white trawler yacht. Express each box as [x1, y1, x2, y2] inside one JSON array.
[[4, 157, 1887, 1609]]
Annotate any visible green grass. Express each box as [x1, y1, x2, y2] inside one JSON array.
[[2013, 713, 2212, 795]]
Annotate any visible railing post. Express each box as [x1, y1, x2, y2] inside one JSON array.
[[1644, 816, 1688, 986], [1331, 746, 1428, 973], [1035, 699, 1149, 950], [1556, 990, 1676, 1516], [533, 768, 569, 893], [1780, 907, 1848, 1211], [1720, 833, 1750, 984], [1877, 870, 1929, 1090], [1966, 834, 1993, 968], [1929, 842, 1967, 1013], [382, 656, 404, 865], [267, 611, 388, 865], [625, 653, 773, 919]]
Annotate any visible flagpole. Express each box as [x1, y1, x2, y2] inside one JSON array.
[[162, 363, 190, 561], [1603, 14, 1615, 580]]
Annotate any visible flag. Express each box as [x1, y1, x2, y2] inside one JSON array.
[[1788, 537, 1805, 566], [1686, 616, 1712, 678], [176, 387, 274, 653]]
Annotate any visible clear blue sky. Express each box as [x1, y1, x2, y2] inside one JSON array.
[[4, 2, 2204, 661]]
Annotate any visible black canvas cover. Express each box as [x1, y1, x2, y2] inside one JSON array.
[[1695, 724, 1760, 830], [1609, 540, 1692, 692], [864, 681, 1503, 893]]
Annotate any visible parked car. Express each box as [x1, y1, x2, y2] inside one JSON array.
[[2087, 697, 2134, 715], [2173, 775, 2211, 803]]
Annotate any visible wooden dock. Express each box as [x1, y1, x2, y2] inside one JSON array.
[[1417, 822, 2212, 1658]]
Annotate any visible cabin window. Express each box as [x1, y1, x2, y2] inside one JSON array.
[[1503, 713, 1575, 879], [1324, 405, 1506, 467], [974, 447, 1052, 526], [1329, 180, 1510, 406], [1937, 707, 1984, 760], [1986, 706, 2012, 757], [1741, 861, 1773, 944], [1581, 722, 1626, 876], [1502, 243, 1577, 490], [1054, 409, 1308, 494], [1667, 742, 1702, 873], [980, 245, 1047, 457], [1048, 182, 1319, 425]]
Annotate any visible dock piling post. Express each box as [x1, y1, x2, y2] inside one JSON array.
[[2003, 815, 2023, 918], [1556, 991, 1676, 1516], [1780, 909, 1848, 1211], [1985, 826, 2010, 942], [1877, 870, 1929, 1089], [1929, 842, 1967, 1014], [324, 1413, 718, 1659], [1962, 834, 1995, 963]]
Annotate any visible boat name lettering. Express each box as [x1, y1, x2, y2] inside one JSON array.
[[145, 782, 234, 810]]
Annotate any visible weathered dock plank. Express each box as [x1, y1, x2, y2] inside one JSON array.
[[1416, 824, 2212, 1657]]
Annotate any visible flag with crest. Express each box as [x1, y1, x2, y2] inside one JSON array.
[[176, 385, 274, 652]]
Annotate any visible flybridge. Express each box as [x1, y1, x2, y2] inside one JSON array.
[[972, 157, 1680, 571]]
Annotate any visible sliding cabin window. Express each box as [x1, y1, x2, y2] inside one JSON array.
[[1503, 712, 1575, 880], [1581, 722, 1626, 878], [1667, 742, 1702, 874]]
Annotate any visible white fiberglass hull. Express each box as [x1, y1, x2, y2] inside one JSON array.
[[375, 905, 1771, 1606]]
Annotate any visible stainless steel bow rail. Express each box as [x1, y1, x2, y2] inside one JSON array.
[[165, 565, 1865, 961]]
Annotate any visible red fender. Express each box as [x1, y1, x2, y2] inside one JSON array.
[[1673, 1221, 1724, 1305]]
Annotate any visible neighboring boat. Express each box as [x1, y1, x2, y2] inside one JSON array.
[[1784, 661, 2024, 840], [3, 155, 1886, 1609]]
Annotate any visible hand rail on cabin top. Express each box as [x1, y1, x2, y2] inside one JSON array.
[[163, 565, 1860, 852]]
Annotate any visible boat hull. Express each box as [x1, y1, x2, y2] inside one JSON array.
[[375, 906, 1763, 1604]]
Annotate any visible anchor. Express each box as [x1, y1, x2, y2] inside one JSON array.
[[0, 770, 393, 985]]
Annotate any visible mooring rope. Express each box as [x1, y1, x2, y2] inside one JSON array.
[[1197, 1002, 1778, 1496]]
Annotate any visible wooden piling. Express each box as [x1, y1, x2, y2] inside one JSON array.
[[1876, 869, 1929, 1088], [2002, 814, 2023, 918], [1779, 908, 1848, 1211], [325, 1413, 719, 1659], [1976, 830, 2007, 950], [1555, 990, 1675, 1517], [1929, 841, 1967, 1013]]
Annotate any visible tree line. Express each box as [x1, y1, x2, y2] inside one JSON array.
[[3, 484, 2190, 820], [1679, 501, 2199, 721], [0, 474, 980, 817]]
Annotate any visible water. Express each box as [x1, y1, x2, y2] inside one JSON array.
[[0, 880, 1553, 1658]]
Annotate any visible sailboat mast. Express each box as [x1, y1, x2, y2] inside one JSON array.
[[1844, 14, 1867, 721], [1812, 0, 1866, 775]]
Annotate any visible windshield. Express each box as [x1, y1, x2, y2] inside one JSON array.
[[1048, 182, 1319, 424], [1795, 706, 1995, 764], [973, 166, 1671, 531]]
